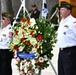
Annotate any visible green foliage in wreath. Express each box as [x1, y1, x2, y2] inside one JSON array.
[[9, 13, 57, 75]]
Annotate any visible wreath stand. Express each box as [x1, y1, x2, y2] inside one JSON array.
[[13, 0, 58, 75]]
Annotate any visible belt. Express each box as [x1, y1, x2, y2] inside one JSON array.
[[60, 46, 76, 50], [0, 49, 9, 50]]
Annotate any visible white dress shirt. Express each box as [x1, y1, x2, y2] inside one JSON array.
[[0, 24, 12, 49], [42, 8, 49, 18], [57, 15, 76, 48]]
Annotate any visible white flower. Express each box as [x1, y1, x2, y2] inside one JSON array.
[[39, 57, 44, 63], [18, 27, 24, 38], [28, 37, 37, 46], [31, 59, 35, 66], [13, 36, 20, 45], [24, 61, 30, 67], [30, 18, 36, 27], [36, 25, 38, 29], [32, 47, 37, 52], [35, 68, 39, 74], [19, 46, 24, 51], [24, 67, 27, 73]]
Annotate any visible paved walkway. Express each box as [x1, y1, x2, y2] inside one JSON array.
[[12, 44, 59, 75]]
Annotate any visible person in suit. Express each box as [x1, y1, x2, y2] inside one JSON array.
[[0, 12, 14, 75], [31, 4, 40, 19], [57, 1, 76, 75]]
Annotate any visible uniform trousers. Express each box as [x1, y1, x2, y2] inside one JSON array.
[[0, 49, 13, 75], [58, 46, 76, 75]]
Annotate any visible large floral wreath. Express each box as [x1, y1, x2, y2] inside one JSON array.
[[9, 17, 57, 75]]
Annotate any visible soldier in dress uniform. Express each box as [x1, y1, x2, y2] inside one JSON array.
[[0, 12, 14, 75], [57, 1, 76, 75]]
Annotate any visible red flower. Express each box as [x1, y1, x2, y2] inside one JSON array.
[[28, 67, 32, 70], [13, 45, 18, 51], [21, 18, 25, 22], [8, 32, 13, 38], [22, 26, 25, 29], [26, 19, 30, 24], [21, 38, 25, 42], [22, 32, 25, 36], [35, 44, 38, 48], [37, 34, 43, 41], [42, 67, 45, 69], [15, 30, 18, 35], [35, 44, 39, 50], [26, 41, 30, 46], [22, 68, 24, 72], [30, 30, 35, 36], [18, 61, 20, 65], [35, 62, 41, 65]]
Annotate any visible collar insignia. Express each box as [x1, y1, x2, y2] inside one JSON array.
[[64, 25, 69, 28], [2, 34, 6, 37]]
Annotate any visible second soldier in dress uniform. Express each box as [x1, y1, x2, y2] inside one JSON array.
[[57, 1, 76, 75], [0, 12, 14, 75]]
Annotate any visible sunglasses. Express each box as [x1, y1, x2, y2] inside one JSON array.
[[2, 17, 8, 20], [2, 17, 5, 20]]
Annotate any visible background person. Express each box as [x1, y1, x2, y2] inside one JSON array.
[[30, 4, 40, 19], [57, 1, 76, 75], [42, 3, 49, 19], [0, 12, 14, 75]]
